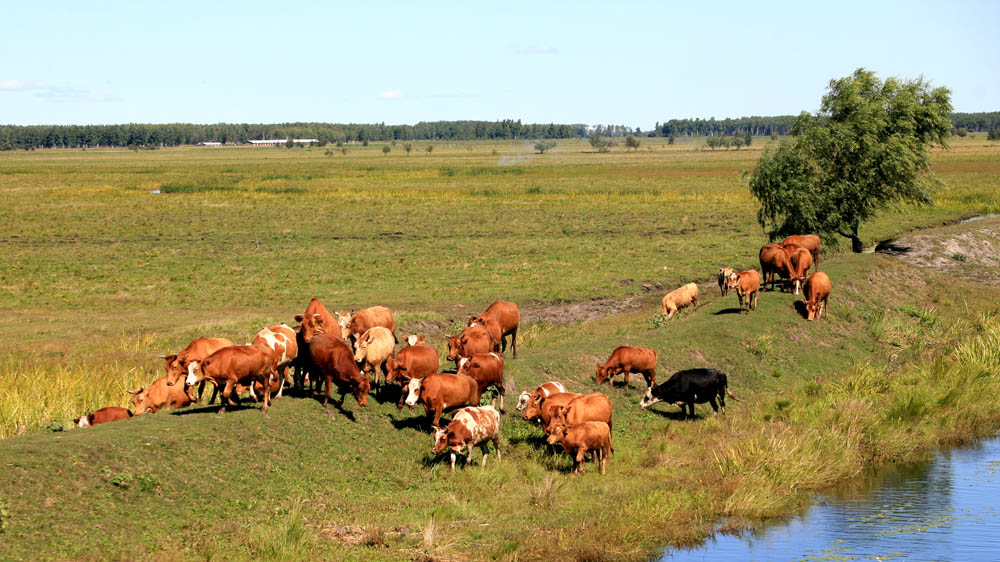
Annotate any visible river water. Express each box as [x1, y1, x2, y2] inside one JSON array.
[[663, 435, 1000, 562]]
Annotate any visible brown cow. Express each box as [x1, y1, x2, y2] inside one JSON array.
[[446, 324, 495, 365], [385, 343, 440, 408], [759, 243, 793, 291], [74, 406, 133, 428], [545, 392, 613, 434], [161, 337, 235, 400], [337, 306, 396, 344], [595, 346, 657, 390], [546, 421, 612, 475], [405, 372, 482, 427], [457, 352, 506, 412], [294, 298, 339, 344], [782, 234, 821, 270], [307, 333, 370, 412], [353, 326, 396, 385], [406, 333, 427, 347], [718, 268, 738, 296], [803, 271, 831, 321], [522, 391, 581, 426], [787, 247, 814, 296], [661, 282, 699, 319], [431, 406, 501, 472], [735, 269, 761, 314], [252, 324, 298, 397], [128, 374, 193, 415], [185, 345, 277, 414], [469, 300, 520, 358], [516, 381, 567, 411]]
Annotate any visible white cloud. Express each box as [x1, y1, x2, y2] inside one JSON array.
[[0, 78, 119, 102], [515, 44, 558, 55], [377, 89, 404, 100]]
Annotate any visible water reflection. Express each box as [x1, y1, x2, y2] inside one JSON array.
[[664, 436, 1000, 562]]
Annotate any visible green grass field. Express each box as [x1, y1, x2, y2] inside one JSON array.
[[1, 137, 999, 560]]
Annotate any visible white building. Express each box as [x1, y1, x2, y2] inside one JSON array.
[[246, 139, 319, 146]]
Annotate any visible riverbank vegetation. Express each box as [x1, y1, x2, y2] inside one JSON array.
[[0, 138, 998, 560]]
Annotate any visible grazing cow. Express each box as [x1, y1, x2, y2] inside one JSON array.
[[74, 406, 133, 428], [522, 391, 581, 426], [385, 343, 439, 408], [782, 234, 821, 270], [803, 271, 831, 321], [405, 372, 482, 427], [759, 243, 793, 292], [307, 333, 370, 411], [406, 333, 427, 347], [546, 421, 612, 475], [787, 247, 814, 296], [294, 298, 339, 344], [516, 381, 567, 411], [468, 300, 520, 358], [252, 324, 298, 397], [595, 346, 657, 390], [431, 406, 501, 472], [446, 324, 495, 365], [718, 268, 738, 296], [639, 368, 739, 418], [161, 337, 235, 400], [735, 269, 761, 314], [186, 345, 278, 414], [353, 326, 396, 385], [337, 306, 396, 344], [457, 352, 506, 412], [545, 392, 613, 434], [661, 282, 700, 319], [290, 325, 316, 393], [128, 374, 193, 415]]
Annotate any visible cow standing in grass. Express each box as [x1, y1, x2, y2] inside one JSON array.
[[431, 406, 501, 472], [516, 381, 567, 412], [186, 345, 278, 414], [468, 300, 520, 358], [639, 368, 739, 419], [595, 346, 657, 390], [161, 336, 235, 401], [735, 269, 761, 314], [661, 282, 699, 319], [804, 272, 831, 321], [546, 421, 612, 475], [759, 243, 792, 292]]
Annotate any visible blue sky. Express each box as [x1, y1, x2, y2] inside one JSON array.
[[1, 1, 997, 127]]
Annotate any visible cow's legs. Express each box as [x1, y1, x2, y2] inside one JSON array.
[[322, 376, 331, 408], [491, 435, 501, 462], [708, 397, 719, 414], [479, 442, 490, 468], [599, 446, 608, 475], [496, 383, 505, 413], [624, 370, 631, 390], [261, 377, 271, 413], [574, 449, 586, 475], [449, 452, 457, 472]]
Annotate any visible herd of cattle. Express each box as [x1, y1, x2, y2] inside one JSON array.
[[72, 233, 831, 475]]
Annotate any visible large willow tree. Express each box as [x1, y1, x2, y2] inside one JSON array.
[[749, 68, 953, 252]]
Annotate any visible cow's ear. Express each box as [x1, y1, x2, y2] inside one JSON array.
[[294, 314, 303, 322]]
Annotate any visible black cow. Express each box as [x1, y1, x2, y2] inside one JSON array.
[[639, 368, 739, 418]]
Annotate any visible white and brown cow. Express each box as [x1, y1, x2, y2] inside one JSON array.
[[252, 324, 298, 397], [337, 306, 396, 344], [516, 381, 567, 412], [431, 406, 501, 472], [353, 326, 396, 385]]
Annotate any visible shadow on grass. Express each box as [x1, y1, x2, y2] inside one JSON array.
[[793, 300, 809, 319], [389, 412, 430, 432], [644, 406, 696, 421], [875, 238, 912, 256], [714, 307, 742, 315]]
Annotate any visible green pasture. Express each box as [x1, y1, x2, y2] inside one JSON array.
[[0, 138, 999, 560]]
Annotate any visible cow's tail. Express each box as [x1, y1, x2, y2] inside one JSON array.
[[725, 387, 741, 402], [719, 371, 741, 402]]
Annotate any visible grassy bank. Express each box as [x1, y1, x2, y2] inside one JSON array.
[[0, 139, 999, 560]]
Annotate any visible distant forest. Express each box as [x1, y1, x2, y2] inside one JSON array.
[[1, 113, 997, 150]]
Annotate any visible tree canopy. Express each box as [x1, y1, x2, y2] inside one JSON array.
[[749, 68, 952, 252]]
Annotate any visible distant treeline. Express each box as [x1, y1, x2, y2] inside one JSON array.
[[1, 113, 997, 150]]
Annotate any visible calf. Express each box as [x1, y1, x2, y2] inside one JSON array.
[[735, 269, 761, 314], [782, 234, 821, 270], [160, 336, 235, 401], [545, 392, 613, 434], [516, 381, 567, 411], [405, 372, 481, 427], [469, 300, 520, 358], [307, 333, 370, 412], [446, 324, 495, 365], [186, 345, 278, 414], [803, 271, 831, 321], [759, 243, 792, 291], [522, 391, 581, 426], [639, 368, 739, 418], [74, 406, 133, 428], [457, 352, 506, 412], [252, 324, 298, 397], [431, 406, 501, 472], [545, 421, 612, 475], [353, 326, 396, 386], [661, 282, 699, 319], [128, 374, 193, 415], [718, 268, 738, 296], [787, 247, 814, 296], [337, 306, 396, 344], [595, 346, 657, 390], [385, 343, 439, 408]]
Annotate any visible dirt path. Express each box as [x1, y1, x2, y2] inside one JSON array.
[[876, 216, 1000, 286]]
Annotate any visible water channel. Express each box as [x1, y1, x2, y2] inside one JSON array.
[[663, 435, 1000, 562]]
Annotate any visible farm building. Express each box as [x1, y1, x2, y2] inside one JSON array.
[[245, 139, 318, 146]]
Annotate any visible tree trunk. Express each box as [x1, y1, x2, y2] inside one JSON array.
[[840, 227, 864, 253]]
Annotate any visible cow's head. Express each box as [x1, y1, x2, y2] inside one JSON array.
[[446, 336, 462, 362], [806, 300, 821, 321], [467, 315, 479, 327], [295, 313, 327, 344], [431, 425, 451, 455], [353, 333, 371, 363], [160, 354, 185, 386], [385, 356, 403, 385], [404, 378, 422, 406], [544, 405, 568, 436], [545, 410, 568, 444], [185, 360, 206, 387], [353, 377, 370, 407], [127, 386, 155, 415], [456, 356, 474, 377], [595, 363, 610, 385], [791, 276, 805, 296], [515, 389, 532, 411], [639, 387, 662, 409], [406, 333, 426, 347], [336, 311, 353, 341], [74, 414, 91, 428]]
